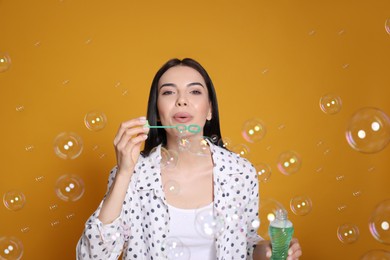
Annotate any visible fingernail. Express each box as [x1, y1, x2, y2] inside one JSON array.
[[266, 251, 272, 258], [288, 249, 293, 255], [140, 117, 147, 123]]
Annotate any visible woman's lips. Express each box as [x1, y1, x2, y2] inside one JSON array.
[[173, 112, 193, 123]]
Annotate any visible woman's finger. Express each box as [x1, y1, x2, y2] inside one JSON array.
[[114, 117, 147, 145]]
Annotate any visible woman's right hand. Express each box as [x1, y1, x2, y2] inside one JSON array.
[[113, 116, 149, 176]]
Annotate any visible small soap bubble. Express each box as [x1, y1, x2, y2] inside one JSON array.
[[231, 143, 250, 159], [189, 137, 210, 156], [385, 19, 390, 35], [315, 167, 323, 173], [62, 79, 70, 85], [121, 89, 129, 96], [0, 53, 11, 72], [66, 213, 75, 220], [217, 137, 233, 149], [55, 174, 85, 202], [15, 105, 25, 112], [34, 41, 41, 47], [195, 208, 225, 239], [241, 119, 266, 143], [345, 107, 390, 153], [53, 132, 83, 159], [49, 204, 58, 211], [161, 148, 178, 169], [337, 223, 359, 244], [258, 198, 286, 239], [164, 180, 180, 195], [336, 175, 345, 181], [84, 38, 92, 44], [261, 68, 269, 74], [277, 124, 285, 130], [342, 63, 350, 69], [369, 199, 390, 244], [360, 249, 390, 260], [254, 163, 271, 182], [24, 145, 35, 152], [35, 176, 45, 182], [290, 195, 312, 216], [210, 135, 219, 144], [84, 111, 107, 131], [50, 220, 60, 227], [352, 190, 362, 197], [337, 204, 347, 212], [20, 227, 30, 233], [338, 29, 346, 35], [319, 94, 342, 115], [0, 236, 23, 259], [177, 137, 191, 151], [277, 150, 302, 175], [3, 190, 26, 211], [161, 237, 191, 259], [368, 166, 376, 172]]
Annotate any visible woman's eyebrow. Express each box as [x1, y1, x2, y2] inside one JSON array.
[[159, 82, 205, 89]]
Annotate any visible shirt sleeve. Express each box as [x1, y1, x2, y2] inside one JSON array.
[[245, 162, 263, 259], [76, 166, 132, 260]]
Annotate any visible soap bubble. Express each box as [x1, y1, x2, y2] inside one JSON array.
[[386, 18, 390, 35], [258, 198, 286, 239], [195, 208, 225, 239], [360, 249, 390, 260], [319, 94, 342, 115], [161, 148, 179, 169], [0, 236, 23, 260], [369, 199, 390, 244], [254, 163, 272, 182], [3, 190, 26, 211], [161, 237, 190, 259], [188, 137, 210, 156], [337, 223, 359, 244], [290, 195, 312, 216], [55, 174, 85, 202], [164, 180, 180, 195], [84, 111, 107, 131], [277, 150, 302, 175], [231, 143, 250, 159], [241, 118, 266, 143], [345, 107, 390, 153], [53, 132, 83, 159], [217, 137, 233, 149], [0, 53, 11, 72]]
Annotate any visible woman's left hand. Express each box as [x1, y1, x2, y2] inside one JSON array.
[[285, 238, 302, 260], [264, 237, 302, 260]]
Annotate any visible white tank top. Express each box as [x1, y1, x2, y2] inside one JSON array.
[[167, 202, 216, 260]]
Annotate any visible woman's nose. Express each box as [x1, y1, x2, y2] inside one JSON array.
[[176, 96, 188, 107]]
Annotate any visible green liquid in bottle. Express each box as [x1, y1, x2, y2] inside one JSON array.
[[269, 226, 294, 260]]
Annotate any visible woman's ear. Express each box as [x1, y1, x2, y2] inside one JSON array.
[[206, 109, 212, 121]]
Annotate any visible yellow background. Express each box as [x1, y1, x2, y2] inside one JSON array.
[[1, 0, 390, 259]]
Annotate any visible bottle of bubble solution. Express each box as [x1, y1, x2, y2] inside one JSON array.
[[269, 209, 294, 260]]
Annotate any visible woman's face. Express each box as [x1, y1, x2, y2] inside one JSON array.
[[157, 65, 212, 137]]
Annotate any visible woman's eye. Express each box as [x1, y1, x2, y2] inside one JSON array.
[[161, 90, 174, 95], [191, 90, 202, 95]]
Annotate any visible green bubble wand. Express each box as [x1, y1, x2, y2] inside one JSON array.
[[144, 121, 201, 134]]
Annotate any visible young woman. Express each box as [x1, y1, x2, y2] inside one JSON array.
[[76, 58, 302, 259]]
